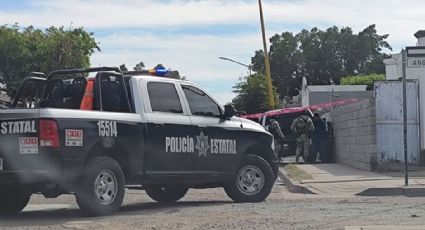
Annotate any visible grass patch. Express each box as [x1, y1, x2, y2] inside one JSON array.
[[284, 164, 313, 181]]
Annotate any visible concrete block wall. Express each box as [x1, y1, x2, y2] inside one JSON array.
[[331, 99, 377, 171]]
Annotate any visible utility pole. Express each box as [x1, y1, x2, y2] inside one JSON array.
[[258, 0, 275, 109], [402, 48, 408, 186]]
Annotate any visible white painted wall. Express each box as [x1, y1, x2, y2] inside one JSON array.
[[301, 77, 309, 106], [375, 81, 419, 164], [301, 84, 368, 107], [419, 37, 425, 46], [384, 30, 425, 149]]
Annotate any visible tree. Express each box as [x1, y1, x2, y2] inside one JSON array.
[[166, 70, 186, 80], [119, 64, 128, 72], [232, 74, 280, 114], [133, 61, 145, 71], [0, 24, 99, 96], [251, 24, 392, 98], [340, 73, 385, 88]]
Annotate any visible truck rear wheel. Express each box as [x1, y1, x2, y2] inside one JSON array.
[[224, 154, 274, 203], [0, 188, 31, 215], [75, 157, 125, 216], [145, 186, 188, 203]]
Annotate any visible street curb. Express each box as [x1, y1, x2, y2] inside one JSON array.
[[278, 167, 315, 194]]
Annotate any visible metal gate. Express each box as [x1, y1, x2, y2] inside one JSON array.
[[375, 80, 420, 164]]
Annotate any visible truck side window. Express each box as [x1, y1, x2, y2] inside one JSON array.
[[182, 85, 221, 117], [147, 82, 183, 114]]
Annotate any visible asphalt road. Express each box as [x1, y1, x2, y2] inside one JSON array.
[[1, 183, 425, 230]]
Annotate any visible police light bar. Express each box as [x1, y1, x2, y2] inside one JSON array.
[[149, 66, 168, 76]]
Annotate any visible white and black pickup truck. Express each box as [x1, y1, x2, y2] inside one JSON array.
[[0, 67, 278, 216]]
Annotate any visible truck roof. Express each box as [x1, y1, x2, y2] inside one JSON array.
[[124, 74, 206, 94], [125, 73, 224, 110], [127, 74, 187, 83]]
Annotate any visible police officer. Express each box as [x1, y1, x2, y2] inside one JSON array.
[[311, 113, 326, 163], [269, 119, 285, 160], [291, 114, 314, 164]]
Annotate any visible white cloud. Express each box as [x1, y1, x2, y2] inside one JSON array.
[[92, 32, 258, 79], [0, 0, 423, 47], [1, 0, 424, 103], [214, 91, 237, 105], [90, 32, 253, 104]]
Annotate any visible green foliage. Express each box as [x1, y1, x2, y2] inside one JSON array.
[[340, 73, 385, 86], [166, 70, 186, 80], [133, 61, 145, 71], [119, 64, 128, 72], [0, 24, 99, 96], [251, 24, 391, 97], [232, 74, 280, 114]]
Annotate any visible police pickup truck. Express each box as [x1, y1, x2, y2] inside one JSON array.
[[0, 67, 278, 216]]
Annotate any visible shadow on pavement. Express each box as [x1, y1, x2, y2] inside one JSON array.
[[356, 187, 425, 197], [0, 200, 232, 228], [0, 208, 83, 228]]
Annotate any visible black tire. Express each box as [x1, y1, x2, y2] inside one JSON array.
[[0, 188, 31, 215], [145, 186, 188, 203], [75, 157, 125, 216], [224, 154, 274, 203]]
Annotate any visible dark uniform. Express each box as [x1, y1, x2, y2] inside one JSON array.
[[311, 113, 326, 163]]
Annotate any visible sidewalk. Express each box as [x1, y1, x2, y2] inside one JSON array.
[[279, 163, 425, 196]]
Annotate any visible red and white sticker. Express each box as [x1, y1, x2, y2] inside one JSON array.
[[19, 137, 39, 154], [65, 129, 83, 146]]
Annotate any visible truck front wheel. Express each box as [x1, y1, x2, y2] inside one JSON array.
[[224, 154, 274, 203], [145, 186, 188, 203], [0, 188, 31, 215], [75, 157, 125, 216]]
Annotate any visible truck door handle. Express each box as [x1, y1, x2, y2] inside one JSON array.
[[197, 125, 207, 128], [154, 123, 165, 127]]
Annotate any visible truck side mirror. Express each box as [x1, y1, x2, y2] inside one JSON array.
[[223, 104, 236, 119]]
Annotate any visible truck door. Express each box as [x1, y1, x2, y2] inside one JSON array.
[[142, 81, 196, 177], [180, 84, 240, 177]]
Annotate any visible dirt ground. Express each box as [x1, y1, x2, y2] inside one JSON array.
[[1, 184, 425, 230]]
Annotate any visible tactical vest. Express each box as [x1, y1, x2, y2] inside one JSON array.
[[295, 118, 308, 133]]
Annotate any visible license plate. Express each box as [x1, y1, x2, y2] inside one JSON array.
[[0, 158, 3, 171]]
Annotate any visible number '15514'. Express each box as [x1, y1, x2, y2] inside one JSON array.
[[97, 121, 118, 137]]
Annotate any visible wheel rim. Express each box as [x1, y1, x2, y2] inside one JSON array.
[[236, 165, 265, 196], [94, 170, 118, 206]]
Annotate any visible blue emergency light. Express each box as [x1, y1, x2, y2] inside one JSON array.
[[149, 66, 168, 76]]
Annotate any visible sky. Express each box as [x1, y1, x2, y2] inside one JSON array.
[[0, 0, 424, 104]]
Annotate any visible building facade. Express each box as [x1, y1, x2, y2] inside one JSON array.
[[384, 30, 425, 154]]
